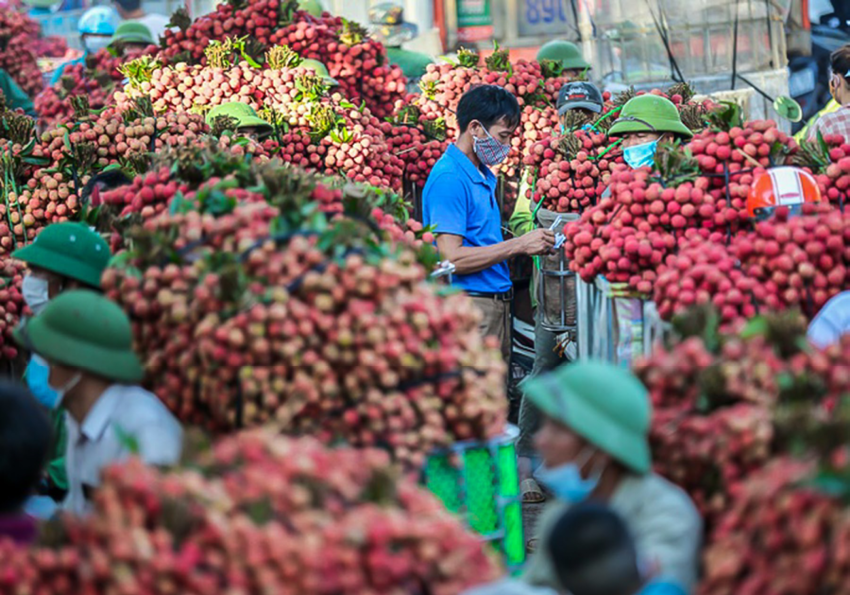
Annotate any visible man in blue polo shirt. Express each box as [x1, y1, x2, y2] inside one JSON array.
[[423, 85, 555, 362]]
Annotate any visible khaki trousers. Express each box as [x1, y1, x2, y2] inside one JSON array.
[[471, 296, 511, 364]]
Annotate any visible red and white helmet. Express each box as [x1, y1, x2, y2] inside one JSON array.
[[747, 167, 822, 220]]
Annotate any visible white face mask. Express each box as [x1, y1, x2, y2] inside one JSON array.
[[22, 275, 50, 315], [83, 36, 112, 54], [48, 372, 82, 407]]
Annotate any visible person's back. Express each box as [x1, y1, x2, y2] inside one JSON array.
[[808, 291, 850, 347], [525, 472, 701, 592], [63, 384, 182, 513], [0, 381, 52, 546]]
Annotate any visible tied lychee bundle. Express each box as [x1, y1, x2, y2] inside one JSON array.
[[0, 431, 502, 594], [699, 457, 842, 595], [635, 309, 850, 526], [39, 106, 207, 172], [0, 258, 28, 364], [34, 50, 127, 127], [526, 128, 622, 214], [563, 152, 719, 293], [0, 7, 42, 97], [687, 112, 798, 231], [5, 169, 89, 249], [159, 2, 408, 119], [100, 167, 190, 220], [654, 231, 760, 327], [735, 208, 849, 319], [636, 331, 783, 521], [791, 131, 850, 209]]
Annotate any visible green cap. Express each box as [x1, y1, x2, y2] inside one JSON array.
[[608, 95, 694, 139], [298, 0, 324, 17], [537, 40, 590, 72], [14, 290, 144, 383], [109, 21, 154, 46], [13, 223, 111, 289], [205, 102, 272, 132], [523, 361, 652, 474], [300, 59, 338, 86]]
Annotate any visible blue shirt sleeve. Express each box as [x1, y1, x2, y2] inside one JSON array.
[[423, 173, 468, 238]]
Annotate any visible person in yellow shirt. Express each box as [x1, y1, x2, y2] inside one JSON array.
[[795, 99, 841, 143], [511, 81, 604, 504]]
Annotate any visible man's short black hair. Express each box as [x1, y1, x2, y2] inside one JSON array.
[[81, 169, 132, 205], [456, 85, 521, 134], [548, 502, 641, 595], [113, 0, 141, 12], [0, 382, 51, 513]]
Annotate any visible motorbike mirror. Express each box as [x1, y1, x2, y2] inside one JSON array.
[[774, 96, 803, 123]]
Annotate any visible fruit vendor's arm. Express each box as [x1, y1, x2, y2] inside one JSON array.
[[436, 231, 554, 275], [509, 168, 536, 237]]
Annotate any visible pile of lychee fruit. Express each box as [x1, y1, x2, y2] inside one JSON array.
[[0, 430, 502, 594], [0, 6, 42, 98], [635, 309, 850, 527]]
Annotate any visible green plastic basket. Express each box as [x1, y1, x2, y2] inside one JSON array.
[[423, 425, 525, 570]]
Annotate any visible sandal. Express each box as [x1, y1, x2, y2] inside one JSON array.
[[521, 478, 546, 504]]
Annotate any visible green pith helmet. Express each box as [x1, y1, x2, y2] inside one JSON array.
[[12, 223, 111, 289], [205, 102, 272, 132], [523, 360, 652, 474], [14, 290, 144, 383], [109, 21, 154, 46], [537, 40, 590, 72], [298, 0, 324, 17], [300, 59, 338, 87], [608, 94, 694, 139]]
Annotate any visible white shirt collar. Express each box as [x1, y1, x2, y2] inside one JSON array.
[[79, 386, 122, 442]]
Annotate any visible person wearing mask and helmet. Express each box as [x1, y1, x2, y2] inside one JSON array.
[[14, 222, 112, 504], [14, 290, 183, 517], [205, 102, 274, 141], [808, 45, 850, 142], [368, 3, 433, 88], [50, 6, 121, 86], [423, 85, 555, 365], [607, 95, 694, 170], [509, 80, 605, 504], [521, 361, 701, 594], [746, 166, 822, 221], [301, 59, 339, 89], [537, 40, 591, 79], [107, 21, 155, 58]]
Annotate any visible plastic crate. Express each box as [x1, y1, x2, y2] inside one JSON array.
[[423, 425, 525, 571]]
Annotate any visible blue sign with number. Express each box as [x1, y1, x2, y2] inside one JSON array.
[[519, 0, 575, 37]]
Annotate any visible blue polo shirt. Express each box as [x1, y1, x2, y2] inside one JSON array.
[[423, 145, 512, 293]]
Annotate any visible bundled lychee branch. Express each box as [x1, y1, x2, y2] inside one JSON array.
[[0, 430, 502, 594], [98, 152, 503, 468], [635, 307, 850, 527]]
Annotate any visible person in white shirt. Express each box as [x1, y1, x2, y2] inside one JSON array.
[[112, 0, 170, 42], [808, 291, 850, 348], [14, 290, 183, 516]]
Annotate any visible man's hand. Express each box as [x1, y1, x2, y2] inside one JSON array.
[[520, 229, 556, 255]]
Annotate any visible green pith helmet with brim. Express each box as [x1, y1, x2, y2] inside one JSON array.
[[12, 223, 111, 289], [300, 59, 338, 87], [14, 290, 144, 383], [298, 0, 324, 17], [608, 94, 694, 139], [205, 102, 273, 132], [537, 40, 591, 72], [109, 21, 154, 46], [523, 360, 652, 474]]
